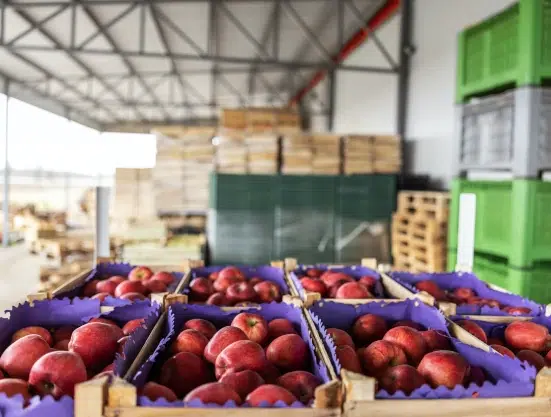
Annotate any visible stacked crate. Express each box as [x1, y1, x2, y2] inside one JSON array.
[[392, 191, 450, 273], [245, 133, 279, 174], [215, 131, 248, 174], [113, 168, 155, 220], [449, 0, 551, 302], [343, 135, 401, 174], [281, 133, 313, 174], [311, 134, 340, 175]]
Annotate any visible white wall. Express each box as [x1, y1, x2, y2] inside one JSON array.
[[332, 0, 516, 187]]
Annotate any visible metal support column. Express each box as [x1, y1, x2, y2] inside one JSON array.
[[327, 70, 336, 132], [396, 0, 413, 150], [95, 186, 110, 260], [2, 89, 9, 248]]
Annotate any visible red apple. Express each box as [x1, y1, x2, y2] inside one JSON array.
[[417, 350, 470, 389], [128, 266, 153, 281], [108, 276, 127, 285], [480, 299, 500, 309], [352, 314, 388, 345], [231, 312, 268, 345], [327, 328, 355, 349], [253, 281, 282, 303], [150, 271, 175, 286], [257, 361, 281, 383], [206, 293, 229, 306], [159, 352, 211, 397], [466, 366, 486, 386], [277, 371, 322, 404], [184, 382, 241, 405], [96, 280, 118, 296], [172, 329, 208, 357], [122, 319, 145, 336], [321, 272, 354, 287], [226, 282, 256, 305], [204, 326, 248, 364], [144, 279, 168, 294], [29, 351, 87, 398], [392, 320, 424, 331], [141, 381, 177, 402], [335, 345, 362, 373], [306, 268, 323, 278], [92, 292, 110, 302], [53, 326, 76, 344], [379, 364, 425, 394], [487, 337, 504, 346], [219, 370, 265, 400], [88, 319, 124, 340], [502, 306, 532, 315], [452, 287, 476, 302], [83, 280, 99, 297], [300, 278, 327, 296], [456, 320, 488, 344], [383, 326, 427, 365], [505, 321, 549, 352], [54, 340, 70, 351], [268, 318, 297, 340], [358, 340, 407, 377], [68, 322, 120, 371], [213, 276, 243, 293], [327, 284, 342, 298], [12, 326, 53, 346], [189, 278, 214, 301], [517, 350, 545, 371], [358, 275, 377, 289], [0, 335, 50, 379], [218, 266, 245, 280], [491, 344, 515, 358], [215, 340, 268, 379], [0, 379, 32, 404], [266, 334, 308, 371], [184, 319, 217, 340], [249, 277, 263, 286], [415, 280, 447, 301], [421, 330, 451, 352], [120, 292, 147, 302], [336, 282, 373, 299], [114, 281, 146, 297], [209, 271, 219, 281], [246, 385, 298, 406]]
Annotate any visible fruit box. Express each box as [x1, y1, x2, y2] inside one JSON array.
[[287, 259, 414, 307], [99, 302, 342, 417], [27, 261, 185, 306], [0, 298, 160, 417], [389, 270, 543, 317]]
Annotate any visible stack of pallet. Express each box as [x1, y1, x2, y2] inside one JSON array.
[[281, 133, 312, 174], [311, 134, 340, 175], [216, 131, 247, 174], [220, 107, 301, 134], [343, 135, 401, 174], [392, 191, 450, 273], [246, 133, 279, 174]]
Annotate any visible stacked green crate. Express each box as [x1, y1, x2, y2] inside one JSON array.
[[456, 0, 551, 103], [209, 173, 276, 264], [447, 179, 551, 302], [274, 175, 336, 264]]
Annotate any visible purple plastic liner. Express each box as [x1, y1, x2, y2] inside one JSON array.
[[0, 298, 160, 416], [309, 299, 534, 399], [187, 265, 290, 296], [131, 302, 331, 408], [54, 262, 184, 302], [290, 264, 384, 299], [390, 271, 542, 316]]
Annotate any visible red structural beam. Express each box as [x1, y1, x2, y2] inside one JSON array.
[[289, 0, 401, 106]]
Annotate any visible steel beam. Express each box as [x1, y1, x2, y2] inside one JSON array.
[[6, 4, 69, 46], [77, 3, 137, 49], [327, 70, 335, 131], [6, 0, 328, 5], [397, 0, 413, 139]]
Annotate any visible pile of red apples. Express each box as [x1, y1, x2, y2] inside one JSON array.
[[141, 312, 322, 406], [413, 280, 531, 315], [0, 316, 147, 403], [83, 266, 175, 302], [188, 266, 283, 306], [327, 314, 489, 395], [298, 268, 378, 299], [456, 318, 551, 371]]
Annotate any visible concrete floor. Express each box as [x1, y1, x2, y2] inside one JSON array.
[[0, 245, 41, 316]]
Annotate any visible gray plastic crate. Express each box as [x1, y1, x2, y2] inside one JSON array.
[[454, 87, 551, 177]]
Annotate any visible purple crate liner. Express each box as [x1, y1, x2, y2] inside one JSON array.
[[0, 298, 160, 416], [187, 265, 290, 297], [55, 262, 184, 302], [309, 299, 535, 399], [129, 302, 332, 408], [290, 264, 384, 300], [390, 271, 542, 316]]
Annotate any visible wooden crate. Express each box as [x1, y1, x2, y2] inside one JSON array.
[[343, 135, 401, 175], [220, 108, 247, 130]]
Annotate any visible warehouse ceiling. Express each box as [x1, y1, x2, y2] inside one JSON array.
[[0, 0, 398, 130]]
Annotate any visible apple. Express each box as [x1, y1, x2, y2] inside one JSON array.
[[491, 344, 515, 358], [246, 385, 298, 406], [120, 292, 147, 302], [184, 382, 241, 405], [204, 326, 248, 364], [517, 350, 545, 371], [215, 340, 268, 379], [83, 280, 99, 297], [184, 319, 217, 340], [231, 313, 268, 345], [392, 320, 424, 331], [114, 281, 146, 297], [29, 351, 87, 399], [268, 318, 297, 340], [96, 280, 118, 296], [382, 326, 427, 365], [54, 340, 70, 351], [321, 272, 354, 288], [418, 350, 470, 389], [456, 320, 488, 344], [335, 345, 362, 373], [218, 266, 245, 280], [379, 364, 425, 395], [209, 271, 219, 281], [358, 275, 377, 289], [172, 329, 208, 357], [352, 314, 388, 345], [277, 370, 322, 404], [502, 306, 532, 315], [266, 334, 308, 371], [128, 266, 153, 281], [0, 379, 32, 404], [219, 370, 265, 400], [257, 361, 281, 383], [327, 284, 343, 298], [144, 279, 168, 294], [358, 340, 407, 377], [206, 293, 229, 306], [249, 277, 263, 286], [415, 280, 447, 301], [53, 326, 76, 344], [87, 319, 124, 340], [487, 337, 504, 346], [480, 299, 500, 309], [452, 287, 476, 302], [336, 282, 373, 299], [226, 282, 256, 305], [159, 352, 211, 397], [189, 278, 214, 302], [0, 335, 50, 379], [421, 330, 451, 352], [213, 276, 243, 292], [150, 271, 175, 286], [12, 326, 53, 346], [300, 278, 327, 296], [92, 293, 110, 302], [306, 268, 323, 278], [141, 381, 177, 402], [505, 321, 549, 352], [108, 276, 127, 285], [253, 281, 282, 303], [68, 322, 120, 371], [327, 328, 355, 349], [122, 319, 145, 336], [466, 365, 486, 387]]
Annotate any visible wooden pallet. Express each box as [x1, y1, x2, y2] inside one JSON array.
[[397, 191, 450, 221]]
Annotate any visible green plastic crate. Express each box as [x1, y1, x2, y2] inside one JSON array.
[[448, 178, 551, 268], [456, 0, 551, 102]]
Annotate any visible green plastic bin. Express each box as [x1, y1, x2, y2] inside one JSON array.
[[456, 0, 551, 102], [448, 178, 551, 268]]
